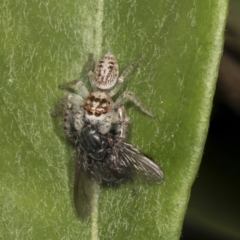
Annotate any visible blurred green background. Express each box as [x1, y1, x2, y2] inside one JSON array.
[[183, 1, 240, 239]]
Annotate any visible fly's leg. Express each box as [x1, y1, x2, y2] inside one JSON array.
[[115, 91, 154, 117]]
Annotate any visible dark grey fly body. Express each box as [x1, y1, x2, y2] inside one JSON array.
[[58, 52, 164, 219], [78, 124, 108, 161]]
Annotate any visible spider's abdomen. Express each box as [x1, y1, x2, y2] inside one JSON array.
[[94, 52, 119, 90]]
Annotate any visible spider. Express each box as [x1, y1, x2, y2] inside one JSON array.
[[58, 52, 164, 219], [60, 52, 153, 143]]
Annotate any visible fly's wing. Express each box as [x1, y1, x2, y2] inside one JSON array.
[[74, 150, 100, 220], [117, 142, 164, 183]]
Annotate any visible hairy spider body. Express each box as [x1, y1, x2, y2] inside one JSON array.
[[58, 52, 164, 219]]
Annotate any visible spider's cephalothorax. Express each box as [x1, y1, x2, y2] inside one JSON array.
[[58, 52, 163, 220], [60, 52, 153, 139], [83, 91, 112, 131]]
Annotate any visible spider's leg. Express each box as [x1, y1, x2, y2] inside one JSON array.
[[88, 53, 98, 91], [59, 80, 89, 98], [115, 91, 154, 118], [114, 106, 130, 142], [62, 93, 85, 142], [109, 56, 142, 97]]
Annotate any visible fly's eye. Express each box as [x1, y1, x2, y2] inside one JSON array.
[[94, 52, 119, 90]]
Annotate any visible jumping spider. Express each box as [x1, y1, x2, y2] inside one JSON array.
[[58, 52, 164, 219]]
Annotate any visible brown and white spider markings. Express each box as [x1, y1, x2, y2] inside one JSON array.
[[58, 52, 164, 219]]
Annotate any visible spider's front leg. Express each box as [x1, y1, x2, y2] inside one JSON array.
[[115, 106, 130, 142], [58, 79, 89, 142], [106, 105, 130, 172], [109, 105, 130, 152], [62, 93, 85, 143]]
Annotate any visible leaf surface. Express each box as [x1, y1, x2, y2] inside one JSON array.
[[0, 0, 228, 239]]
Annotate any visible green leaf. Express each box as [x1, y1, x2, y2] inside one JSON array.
[[0, 0, 228, 239]]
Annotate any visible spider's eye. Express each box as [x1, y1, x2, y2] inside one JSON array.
[[94, 52, 119, 90]]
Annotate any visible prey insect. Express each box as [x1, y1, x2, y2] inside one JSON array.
[[58, 52, 164, 219]]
